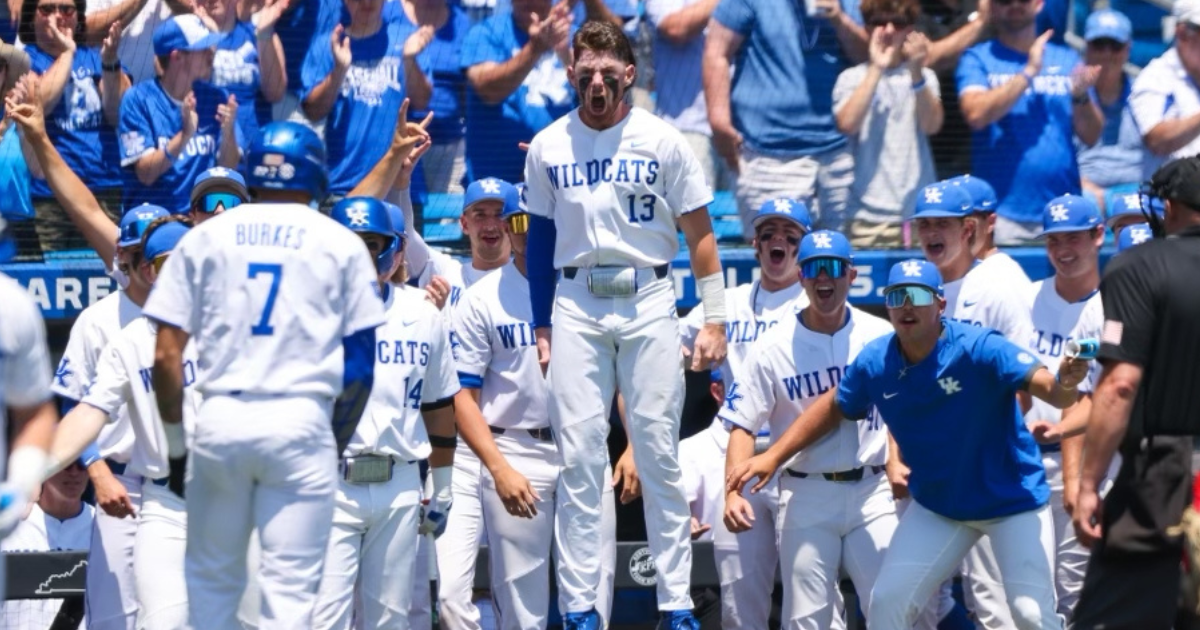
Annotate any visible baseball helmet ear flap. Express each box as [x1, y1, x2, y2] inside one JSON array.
[[330, 197, 400, 275]]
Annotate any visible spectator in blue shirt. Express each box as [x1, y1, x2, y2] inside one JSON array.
[[20, 0, 130, 252], [957, 0, 1103, 245], [118, 14, 243, 213], [460, 0, 574, 184], [301, 0, 426, 201], [196, 0, 287, 144], [703, 0, 868, 237], [0, 44, 36, 254], [263, 0, 326, 126], [398, 0, 472, 194], [1076, 9, 1141, 216], [727, 259, 1089, 630]]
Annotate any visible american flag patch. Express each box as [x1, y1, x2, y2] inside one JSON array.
[[1101, 320, 1124, 346]]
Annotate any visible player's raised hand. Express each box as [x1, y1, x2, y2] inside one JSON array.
[[689, 517, 712, 540], [1073, 487, 1103, 548], [885, 456, 910, 500], [726, 452, 777, 496], [492, 465, 542, 519], [612, 445, 641, 504], [723, 491, 756, 533], [389, 98, 433, 158], [181, 92, 199, 138], [6, 73, 48, 140], [403, 24, 435, 60], [331, 24, 352, 70], [94, 468, 137, 519], [101, 21, 123, 66], [690, 323, 727, 371], [423, 275, 451, 310], [217, 93, 238, 132], [535, 328, 551, 377]]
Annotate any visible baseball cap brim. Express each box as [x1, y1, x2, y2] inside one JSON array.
[[191, 176, 249, 205], [752, 214, 808, 231], [911, 209, 967, 219], [883, 281, 941, 295]]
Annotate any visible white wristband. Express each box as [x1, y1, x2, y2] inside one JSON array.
[[696, 272, 726, 324], [430, 465, 453, 503], [8, 446, 48, 497], [162, 421, 187, 459]]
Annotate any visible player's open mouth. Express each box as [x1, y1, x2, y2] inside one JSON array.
[[924, 242, 944, 257], [589, 95, 607, 112], [815, 285, 834, 299], [768, 247, 786, 265], [899, 314, 918, 325]]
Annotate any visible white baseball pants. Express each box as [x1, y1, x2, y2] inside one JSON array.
[[409, 532, 433, 630], [185, 394, 337, 630], [550, 274, 692, 612], [713, 477, 779, 629], [777, 471, 897, 629], [135, 482, 188, 630], [869, 501, 1060, 630], [435, 444, 485, 629], [86, 468, 141, 630], [314, 460, 422, 630]]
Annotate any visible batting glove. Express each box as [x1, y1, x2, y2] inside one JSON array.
[[0, 485, 28, 540], [419, 465, 453, 538]]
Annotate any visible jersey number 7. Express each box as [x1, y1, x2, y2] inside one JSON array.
[[248, 263, 283, 336]]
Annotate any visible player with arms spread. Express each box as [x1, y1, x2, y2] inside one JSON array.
[[728, 259, 1088, 630], [142, 121, 387, 630], [523, 19, 727, 630]]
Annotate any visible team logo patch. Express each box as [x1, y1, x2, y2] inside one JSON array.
[[279, 163, 295, 180], [481, 179, 501, 194], [901, 260, 924, 277], [1049, 204, 1069, 223], [1017, 352, 1034, 365], [628, 546, 657, 587], [923, 187, 942, 204], [346, 207, 369, 227], [812, 233, 833, 249], [938, 377, 962, 395], [772, 198, 792, 213]]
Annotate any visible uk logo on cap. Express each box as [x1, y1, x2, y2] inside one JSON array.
[[1050, 204, 1070, 222], [923, 187, 942, 204], [1040, 195, 1101, 236], [902, 260, 924, 277]]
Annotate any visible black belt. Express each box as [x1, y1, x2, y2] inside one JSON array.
[[150, 476, 169, 487], [562, 264, 669, 281], [490, 425, 554, 442], [785, 465, 885, 482]]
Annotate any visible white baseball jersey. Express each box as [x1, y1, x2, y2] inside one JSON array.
[[1, 503, 95, 630], [142, 204, 387, 398], [681, 281, 809, 392], [413, 251, 494, 311], [523, 107, 713, 267], [978, 251, 1033, 291], [678, 420, 727, 542], [943, 259, 1035, 347], [52, 291, 142, 460], [451, 262, 549, 430], [345, 285, 459, 461], [80, 317, 202, 479], [720, 307, 892, 472], [0, 274, 53, 474], [1024, 279, 1104, 423]]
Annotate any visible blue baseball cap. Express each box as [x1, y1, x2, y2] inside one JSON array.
[[382, 201, 406, 238], [1085, 9, 1132, 44], [1107, 192, 1164, 227], [1117, 222, 1153, 251], [885, 259, 944, 296], [143, 221, 190, 261], [118, 204, 170, 247], [912, 182, 972, 219], [752, 198, 813, 233], [947, 175, 997, 213], [153, 14, 220, 57], [710, 367, 723, 383], [464, 178, 515, 212], [191, 167, 249, 205], [798, 230, 852, 263], [1040, 194, 1102, 236]]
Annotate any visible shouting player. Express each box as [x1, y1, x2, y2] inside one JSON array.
[[722, 231, 895, 628], [524, 20, 726, 629], [43, 218, 201, 630], [143, 121, 387, 629], [313, 197, 460, 629], [679, 197, 811, 629], [729, 259, 1089, 630]]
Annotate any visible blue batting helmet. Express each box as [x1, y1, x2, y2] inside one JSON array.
[[382, 201, 407, 238], [247, 122, 328, 202], [118, 204, 171, 247], [331, 197, 400, 275]]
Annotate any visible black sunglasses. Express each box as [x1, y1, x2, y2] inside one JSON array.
[[867, 15, 914, 28], [36, 3, 76, 16], [1087, 38, 1126, 51]]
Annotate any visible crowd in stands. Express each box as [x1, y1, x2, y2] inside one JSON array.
[[0, 0, 1191, 257]]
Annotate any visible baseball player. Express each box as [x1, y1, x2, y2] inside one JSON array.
[[728, 259, 1090, 630], [188, 167, 250, 225], [678, 197, 811, 630], [1106, 191, 1164, 239], [1017, 195, 1108, 621], [453, 194, 622, 630], [142, 121, 387, 630], [1117, 222, 1153, 252], [312, 197, 460, 630], [678, 370, 727, 545], [722, 231, 896, 629], [0, 216, 58, 600], [948, 174, 1032, 288], [43, 218, 201, 630], [524, 21, 727, 629], [913, 180, 1037, 627]]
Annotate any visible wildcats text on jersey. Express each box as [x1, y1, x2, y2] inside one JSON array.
[[377, 339, 432, 366], [544, 158, 660, 190]]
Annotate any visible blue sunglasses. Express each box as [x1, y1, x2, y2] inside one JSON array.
[[884, 286, 938, 309], [197, 192, 243, 214], [801, 258, 847, 279]]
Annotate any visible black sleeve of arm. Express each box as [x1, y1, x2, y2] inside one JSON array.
[[1097, 254, 1158, 367]]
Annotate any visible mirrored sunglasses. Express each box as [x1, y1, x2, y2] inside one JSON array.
[[884, 286, 937, 309], [801, 258, 847, 279], [197, 192, 243, 214], [151, 254, 169, 273]]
